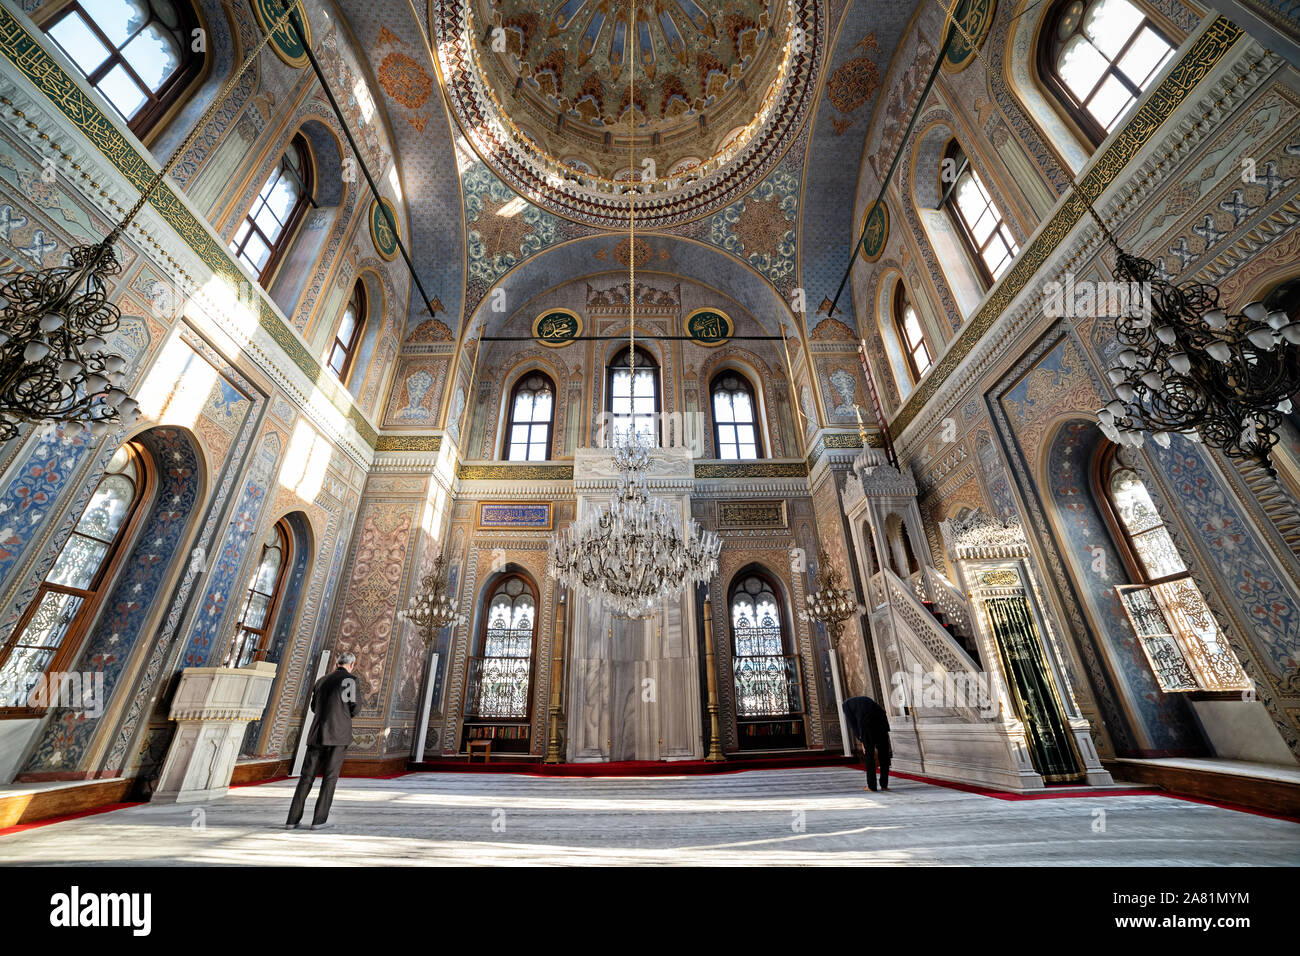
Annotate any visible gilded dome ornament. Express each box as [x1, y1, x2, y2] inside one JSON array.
[[434, 0, 821, 227]]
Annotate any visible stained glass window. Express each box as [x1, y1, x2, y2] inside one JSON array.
[[45, 0, 204, 138], [711, 373, 761, 460], [328, 282, 367, 382], [0, 444, 147, 709], [468, 576, 535, 719], [224, 521, 290, 669], [505, 372, 555, 461], [1046, 0, 1174, 143], [230, 133, 313, 285], [943, 141, 1019, 284], [730, 575, 802, 719], [606, 347, 659, 446]]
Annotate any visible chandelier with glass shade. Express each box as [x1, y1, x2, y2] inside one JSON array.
[[1097, 251, 1300, 478], [0, 3, 301, 444], [547, 0, 721, 618]]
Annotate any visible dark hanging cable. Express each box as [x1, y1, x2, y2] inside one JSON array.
[[282, 7, 442, 328], [824, 19, 960, 320]]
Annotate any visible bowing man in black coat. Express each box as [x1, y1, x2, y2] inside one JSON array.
[[842, 695, 892, 791], [286, 651, 360, 830]]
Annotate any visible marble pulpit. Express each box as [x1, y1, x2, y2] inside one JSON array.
[[566, 446, 704, 761]]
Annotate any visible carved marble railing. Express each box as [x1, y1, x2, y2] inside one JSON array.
[[922, 565, 977, 641], [872, 569, 988, 723]]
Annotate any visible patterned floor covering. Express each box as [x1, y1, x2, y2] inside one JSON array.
[[1, 767, 1296, 865]]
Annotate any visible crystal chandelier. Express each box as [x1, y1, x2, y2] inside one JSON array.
[[546, 0, 720, 619], [550, 432, 721, 619], [400, 552, 467, 646], [798, 550, 863, 647], [0, 2, 298, 445], [1095, 251, 1300, 479]]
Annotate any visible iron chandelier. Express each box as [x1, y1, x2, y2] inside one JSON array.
[[1097, 251, 1300, 477]]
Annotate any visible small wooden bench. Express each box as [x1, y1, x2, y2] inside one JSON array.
[[467, 739, 492, 763]]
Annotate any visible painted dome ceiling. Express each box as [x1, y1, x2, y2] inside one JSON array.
[[435, 0, 820, 228]]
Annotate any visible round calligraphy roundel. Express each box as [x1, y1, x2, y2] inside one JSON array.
[[686, 309, 733, 347], [858, 201, 889, 263], [943, 0, 997, 74], [370, 198, 400, 262], [533, 309, 582, 348], [250, 0, 312, 69]]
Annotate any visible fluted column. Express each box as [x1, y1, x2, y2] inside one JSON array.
[[702, 590, 725, 762], [545, 590, 568, 764]]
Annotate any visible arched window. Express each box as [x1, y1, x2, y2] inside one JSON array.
[[605, 346, 659, 446], [45, 0, 205, 140], [0, 443, 151, 711], [463, 574, 536, 754], [327, 280, 366, 382], [729, 573, 805, 750], [223, 519, 291, 669], [1042, 0, 1174, 145], [942, 140, 1019, 286], [504, 372, 555, 462], [1098, 445, 1250, 692], [229, 133, 314, 286], [711, 371, 762, 460], [893, 283, 932, 382]]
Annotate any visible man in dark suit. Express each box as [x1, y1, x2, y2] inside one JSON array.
[[842, 695, 892, 792], [285, 651, 359, 830]]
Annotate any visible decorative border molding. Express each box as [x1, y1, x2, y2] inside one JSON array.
[[891, 17, 1246, 436], [375, 434, 442, 452], [0, 6, 379, 448]]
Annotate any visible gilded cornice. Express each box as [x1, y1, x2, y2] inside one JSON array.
[[456, 463, 575, 481], [0, 6, 380, 448], [375, 435, 442, 452], [694, 461, 809, 479]]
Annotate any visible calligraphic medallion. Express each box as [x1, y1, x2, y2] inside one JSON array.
[[858, 201, 889, 262], [686, 308, 733, 347], [250, 0, 311, 68], [533, 309, 582, 348], [943, 0, 997, 73], [370, 197, 400, 261]]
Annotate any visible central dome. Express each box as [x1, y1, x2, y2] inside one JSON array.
[[435, 0, 819, 228]]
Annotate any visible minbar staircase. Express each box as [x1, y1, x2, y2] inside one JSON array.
[[920, 597, 982, 664]]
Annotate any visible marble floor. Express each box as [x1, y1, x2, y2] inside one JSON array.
[[1, 767, 1296, 866]]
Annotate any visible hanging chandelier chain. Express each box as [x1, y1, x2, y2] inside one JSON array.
[[628, 0, 636, 379]]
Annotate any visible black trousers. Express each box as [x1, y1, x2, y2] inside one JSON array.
[[287, 744, 347, 826], [860, 736, 891, 790]]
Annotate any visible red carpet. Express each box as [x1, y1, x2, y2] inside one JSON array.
[[407, 754, 858, 777]]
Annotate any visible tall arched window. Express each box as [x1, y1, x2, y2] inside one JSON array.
[[224, 519, 291, 669], [605, 346, 659, 445], [504, 372, 555, 461], [463, 574, 536, 754], [942, 140, 1019, 285], [327, 281, 366, 382], [893, 283, 932, 382], [230, 133, 314, 286], [0, 443, 152, 711], [711, 371, 762, 460], [729, 572, 805, 750], [1098, 445, 1250, 692], [1042, 0, 1174, 145], [45, 0, 205, 140]]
